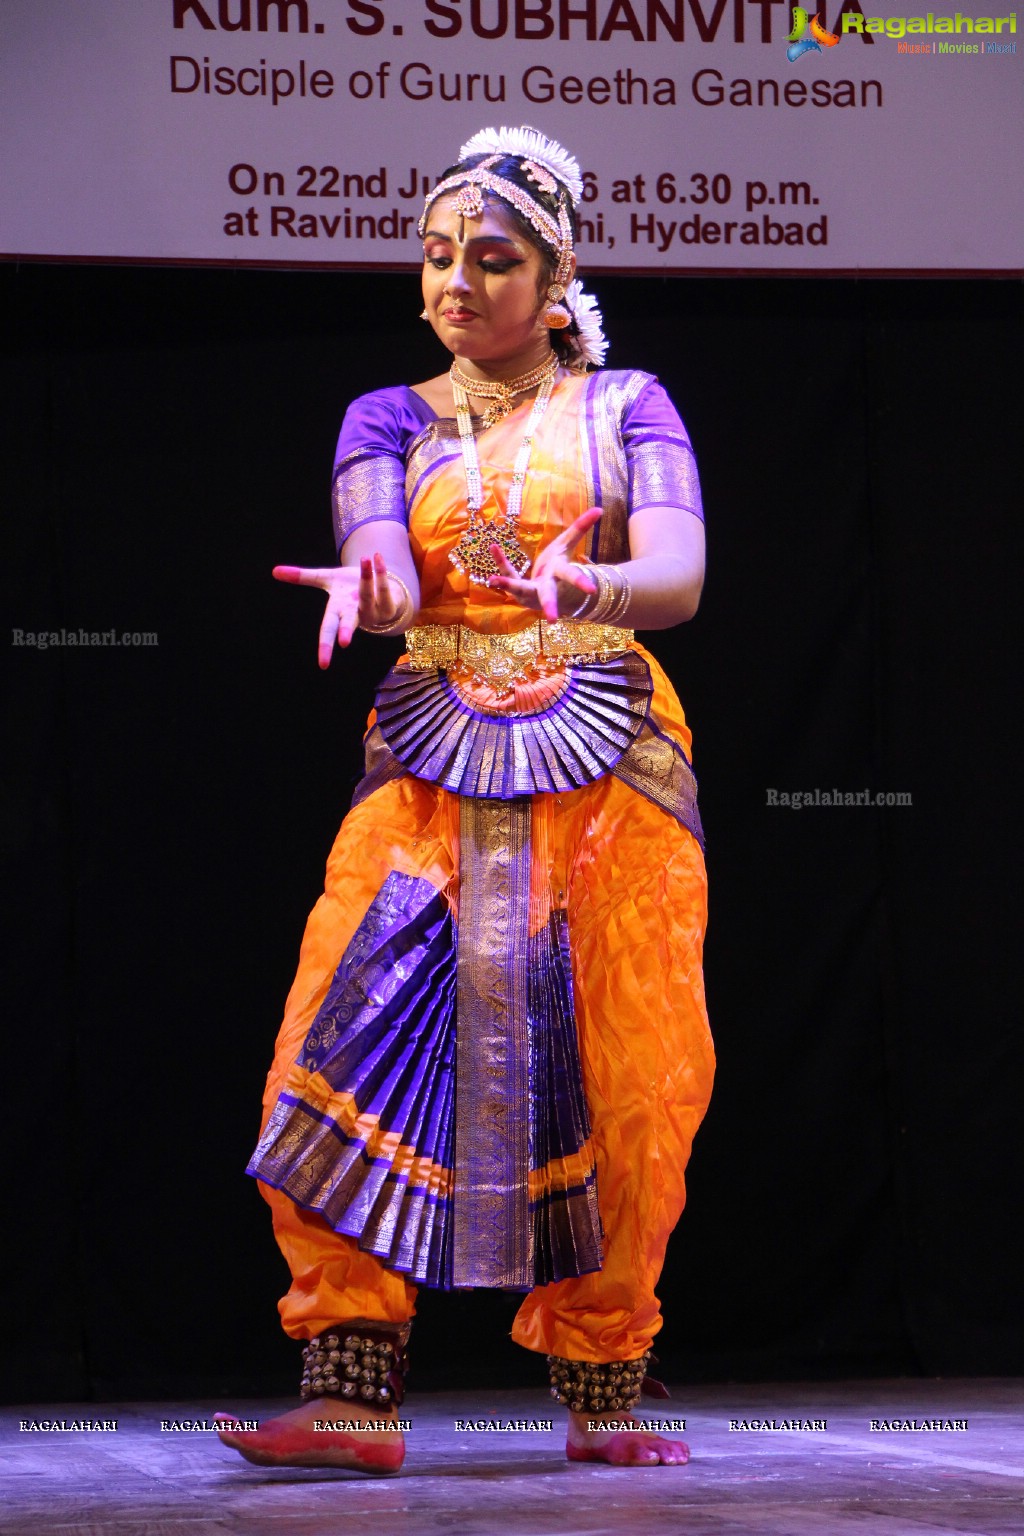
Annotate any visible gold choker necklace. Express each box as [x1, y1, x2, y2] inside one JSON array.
[[449, 353, 559, 429]]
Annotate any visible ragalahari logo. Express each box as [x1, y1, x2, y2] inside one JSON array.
[[788, 8, 1018, 57], [787, 7, 841, 59]]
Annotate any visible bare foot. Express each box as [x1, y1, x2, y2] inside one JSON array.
[[214, 1396, 404, 1473], [566, 1407, 690, 1466]]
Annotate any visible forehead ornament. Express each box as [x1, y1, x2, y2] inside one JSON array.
[[451, 182, 486, 220]]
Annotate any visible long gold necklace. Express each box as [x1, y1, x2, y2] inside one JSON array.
[[449, 355, 559, 585]]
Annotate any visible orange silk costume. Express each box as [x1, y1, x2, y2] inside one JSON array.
[[250, 369, 715, 1366]]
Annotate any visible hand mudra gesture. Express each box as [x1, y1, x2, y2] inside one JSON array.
[[486, 508, 602, 622], [273, 552, 404, 669]]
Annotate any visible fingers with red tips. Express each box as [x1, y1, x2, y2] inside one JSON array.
[[273, 565, 337, 588], [489, 542, 519, 577]]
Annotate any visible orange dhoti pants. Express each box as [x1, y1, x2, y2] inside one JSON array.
[[256, 756, 714, 1365]]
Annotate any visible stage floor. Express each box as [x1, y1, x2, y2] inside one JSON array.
[[3, 1379, 1021, 1535]]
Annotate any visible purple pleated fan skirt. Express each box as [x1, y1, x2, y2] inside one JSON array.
[[373, 651, 654, 798]]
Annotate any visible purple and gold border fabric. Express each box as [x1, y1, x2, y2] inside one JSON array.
[[247, 872, 456, 1285], [453, 796, 532, 1286], [331, 387, 437, 552], [453, 797, 602, 1288], [578, 370, 704, 565], [248, 862, 602, 1289], [612, 721, 705, 852]]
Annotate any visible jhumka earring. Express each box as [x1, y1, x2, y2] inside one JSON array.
[[543, 282, 571, 329]]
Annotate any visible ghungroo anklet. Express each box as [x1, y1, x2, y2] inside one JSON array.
[[300, 1323, 411, 1407], [547, 1350, 652, 1414]]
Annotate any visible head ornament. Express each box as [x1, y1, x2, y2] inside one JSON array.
[[458, 126, 584, 207]]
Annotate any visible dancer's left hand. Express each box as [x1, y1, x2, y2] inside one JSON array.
[[487, 508, 602, 622]]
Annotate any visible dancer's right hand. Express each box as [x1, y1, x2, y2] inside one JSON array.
[[273, 552, 406, 668]]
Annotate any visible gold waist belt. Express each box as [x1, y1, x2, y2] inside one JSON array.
[[405, 621, 634, 690]]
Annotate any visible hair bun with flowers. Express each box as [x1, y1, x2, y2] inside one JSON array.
[[458, 126, 585, 208], [562, 279, 608, 369]]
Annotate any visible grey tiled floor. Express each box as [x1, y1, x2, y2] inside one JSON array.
[[2, 1379, 1021, 1535]]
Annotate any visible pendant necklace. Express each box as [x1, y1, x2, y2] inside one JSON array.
[[449, 353, 559, 586]]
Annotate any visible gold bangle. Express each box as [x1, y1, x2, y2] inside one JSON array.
[[587, 564, 631, 627], [588, 565, 618, 625], [360, 571, 414, 634], [605, 567, 631, 626], [565, 564, 596, 620]]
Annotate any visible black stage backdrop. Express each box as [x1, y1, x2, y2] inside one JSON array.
[[1, 265, 1020, 1403]]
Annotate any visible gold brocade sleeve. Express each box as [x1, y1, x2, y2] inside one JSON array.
[[577, 370, 704, 565], [628, 436, 703, 521], [332, 454, 407, 552]]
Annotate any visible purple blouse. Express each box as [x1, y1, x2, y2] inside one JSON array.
[[330, 372, 703, 555]]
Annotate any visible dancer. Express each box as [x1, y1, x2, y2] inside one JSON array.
[[217, 125, 714, 1473]]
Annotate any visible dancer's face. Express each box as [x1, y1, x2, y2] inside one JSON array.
[[421, 194, 551, 370]]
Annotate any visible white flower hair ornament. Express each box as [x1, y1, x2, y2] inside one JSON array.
[[564, 280, 608, 369], [458, 126, 584, 207]]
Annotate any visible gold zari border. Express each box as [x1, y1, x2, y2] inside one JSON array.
[[453, 796, 533, 1286]]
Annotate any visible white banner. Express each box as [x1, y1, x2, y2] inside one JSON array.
[[1, 1, 1021, 272]]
